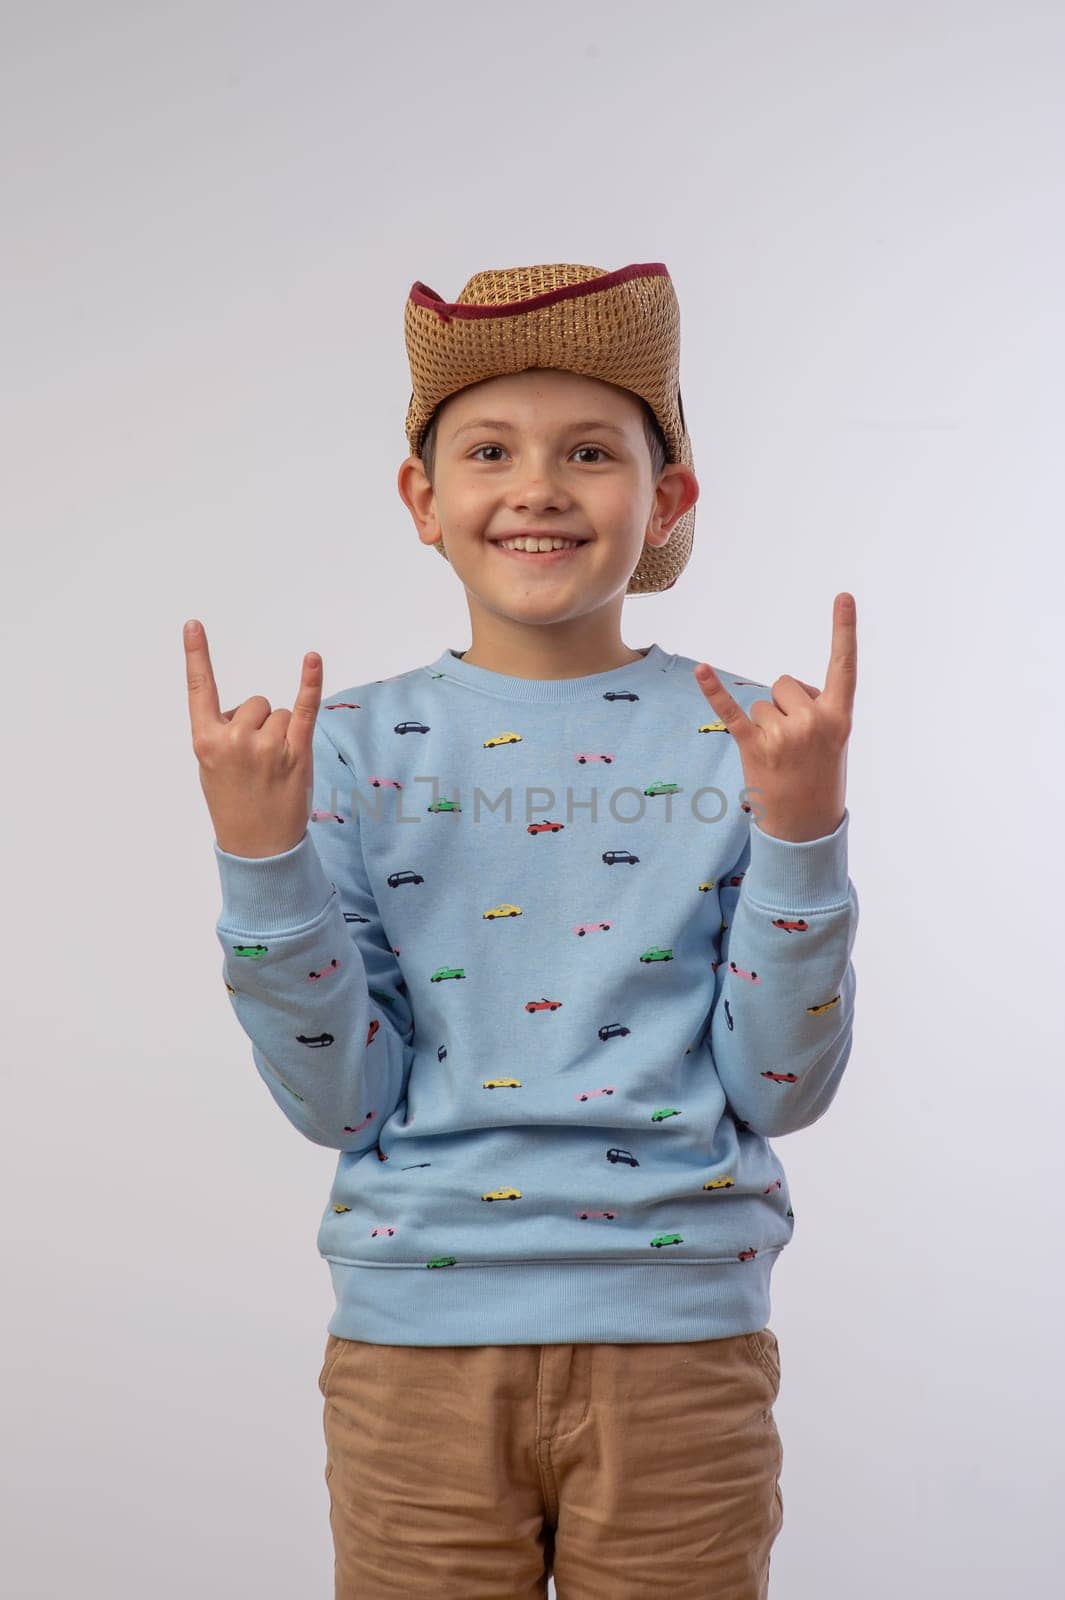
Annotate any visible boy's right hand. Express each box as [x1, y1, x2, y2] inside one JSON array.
[[184, 619, 323, 859]]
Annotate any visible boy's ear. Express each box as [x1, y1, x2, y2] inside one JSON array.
[[646, 463, 699, 545], [396, 456, 443, 547]]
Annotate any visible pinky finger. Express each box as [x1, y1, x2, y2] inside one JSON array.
[[693, 663, 751, 739]]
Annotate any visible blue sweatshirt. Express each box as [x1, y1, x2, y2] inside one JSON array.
[[213, 641, 859, 1346]]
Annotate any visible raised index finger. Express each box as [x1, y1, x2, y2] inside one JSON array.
[[824, 592, 858, 713], [183, 619, 223, 738]]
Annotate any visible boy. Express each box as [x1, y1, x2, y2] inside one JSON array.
[[185, 260, 859, 1599]]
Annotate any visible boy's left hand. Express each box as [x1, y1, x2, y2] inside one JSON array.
[[693, 592, 857, 844]]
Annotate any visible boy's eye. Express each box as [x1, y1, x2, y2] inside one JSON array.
[[469, 445, 610, 464]]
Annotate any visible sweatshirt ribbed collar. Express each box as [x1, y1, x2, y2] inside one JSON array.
[[422, 642, 675, 703]]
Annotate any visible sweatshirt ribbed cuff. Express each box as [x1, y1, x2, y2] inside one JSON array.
[[214, 830, 335, 934], [743, 807, 851, 910]]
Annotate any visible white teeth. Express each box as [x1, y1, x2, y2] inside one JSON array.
[[498, 537, 582, 552]]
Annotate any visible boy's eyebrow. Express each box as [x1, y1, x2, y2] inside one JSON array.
[[449, 418, 630, 441]]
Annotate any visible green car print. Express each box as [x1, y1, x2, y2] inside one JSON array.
[[426, 1255, 457, 1268], [369, 987, 397, 1009], [651, 1107, 681, 1122], [428, 797, 462, 813], [650, 1233, 684, 1248], [644, 780, 681, 796], [639, 946, 674, 963], [430, 966, 466, 982], [233, 943, 268, 960]]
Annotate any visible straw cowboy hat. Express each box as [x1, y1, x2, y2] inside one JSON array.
[[403, 261, 696, 595]]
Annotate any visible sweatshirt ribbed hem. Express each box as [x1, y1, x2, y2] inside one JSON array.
[[323, 1249, 784, 1346]]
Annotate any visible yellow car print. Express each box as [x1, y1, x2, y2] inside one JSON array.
[[481, 1186, 522, 1201], [483, 1077, 522, 1089], [483, 731, 523, 747], [698, 720, 728, 733], [697, 880, 716, 893], [702, 1176, 735, 1190], [483, 903, 523, 919]]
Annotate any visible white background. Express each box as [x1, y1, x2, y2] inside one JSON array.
[[3, 1, 1062, 1594]]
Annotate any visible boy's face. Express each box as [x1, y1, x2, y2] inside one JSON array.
[[397, 369, 698, 629]]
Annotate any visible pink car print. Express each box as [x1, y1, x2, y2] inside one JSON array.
[[310, 809, 344, 823], [370, 1226, 396, 1237], [342, 1109, 376, 1134], [577, 1208, 617, 1220], [577, 1086, 615, 1101], [574, 920, 612, 936], [728, 960, 761, 984], [369, 776, 403, 788], [575, 751, 614, 763]]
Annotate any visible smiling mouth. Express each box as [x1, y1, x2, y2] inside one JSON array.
[[492, 538, 588, 561]]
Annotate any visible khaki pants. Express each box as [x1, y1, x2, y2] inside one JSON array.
[[318, 1328, 784, 1599]]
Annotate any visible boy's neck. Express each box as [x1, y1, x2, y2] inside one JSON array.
[[458, 615, 646, 681]]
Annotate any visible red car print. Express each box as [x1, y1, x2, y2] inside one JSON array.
[[366, 1018, 379, 1046], [324, 702, 361, 710], [761, 1070, 799, 1083], [525, 996, 562, 1012], [772, 917, 809, 933], [528, 820, 565, 834]]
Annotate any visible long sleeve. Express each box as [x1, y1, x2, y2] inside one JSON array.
[[708, 807, 859, 1138], [213, 713, 414, 1150]]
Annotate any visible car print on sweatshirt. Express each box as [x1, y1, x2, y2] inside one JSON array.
[[427, 796, 461, 812], [483, 903, 522, 919], [232, 943, 268, 961], [483, 730, 522, 747], [575, 751, 614, 763], [528, 819, 565, 834], [644, 780, 681, 796], [574, 920, 611, 935], [430, 966, 466, 982], [598, 1022, 630, 1041], [639, 946, 674, 963]]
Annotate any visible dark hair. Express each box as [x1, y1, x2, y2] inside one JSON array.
[[418, 394, 669, 485]]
